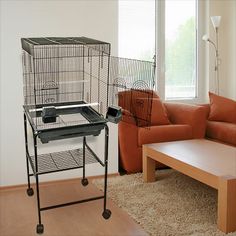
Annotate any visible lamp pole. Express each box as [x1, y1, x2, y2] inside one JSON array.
[[215, 27, 219, 95], [202, 16, 221, 95]]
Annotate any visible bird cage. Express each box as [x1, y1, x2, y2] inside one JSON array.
[[22, 37, 111, 142]]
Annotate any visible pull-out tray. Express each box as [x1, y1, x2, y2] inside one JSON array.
[[24, 101, 107, 143]]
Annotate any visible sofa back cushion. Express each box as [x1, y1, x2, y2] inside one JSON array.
[[208, 92, 236, 124], [118, 89, 162, 126], [164, 102, 208, 138], [118, 89, 158, 113], [134, 98, 170, 126]]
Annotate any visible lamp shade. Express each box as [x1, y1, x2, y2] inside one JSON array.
[[211, 16, 221, 28]]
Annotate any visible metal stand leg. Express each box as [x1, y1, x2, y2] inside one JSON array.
[[24, 113, 34, 196], [81, 136, 88, 186], [33, 134, 44, 234], [102, 124, 111, 219]]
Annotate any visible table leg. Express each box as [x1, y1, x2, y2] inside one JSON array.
[[143, 146, 156, 182], [218, 176, 236, 233]]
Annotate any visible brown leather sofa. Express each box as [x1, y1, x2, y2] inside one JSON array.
[[118, 90, 208, 173]]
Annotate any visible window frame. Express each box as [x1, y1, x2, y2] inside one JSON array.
[[156, 0, 206, 103]]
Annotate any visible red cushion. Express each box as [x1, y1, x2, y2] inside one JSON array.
[[118, 90, 158, 112], [208, 92, 236, 124], [134, 98, 170, 126]]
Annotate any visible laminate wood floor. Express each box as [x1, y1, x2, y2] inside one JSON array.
[[0, 179, 148, 236]]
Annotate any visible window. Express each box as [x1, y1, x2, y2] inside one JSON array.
[[118, 0, 155, 61], [119, 0, 199, 100], [165, 0, 197, 99]]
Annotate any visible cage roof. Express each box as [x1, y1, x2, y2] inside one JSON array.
[[21, 37, 109, 46]]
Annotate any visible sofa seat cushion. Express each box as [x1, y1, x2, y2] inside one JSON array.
[[206, 121, 236, 146], [138, 124, 192, 146]]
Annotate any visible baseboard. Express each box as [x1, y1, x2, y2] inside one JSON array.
[[0, 172, 120, 192]]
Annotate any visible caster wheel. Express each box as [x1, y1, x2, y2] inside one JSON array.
[[27, 188, 34, 196], [81, 178, 89, 186], [36, 224, 44, 234], [102, 209, 111, 219]]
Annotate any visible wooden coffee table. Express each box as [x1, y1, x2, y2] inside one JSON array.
[[142, 139, 236, 233]]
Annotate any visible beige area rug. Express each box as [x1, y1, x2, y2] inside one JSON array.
[[93, 170, 236, 236]]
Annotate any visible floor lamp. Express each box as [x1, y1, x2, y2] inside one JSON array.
[[202, 16, 221, 95]]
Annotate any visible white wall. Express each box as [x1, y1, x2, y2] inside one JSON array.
[[0, 0, 118, 186], [206, 0, 236, 100]]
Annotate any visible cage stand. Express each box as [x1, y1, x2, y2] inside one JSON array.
[[24, 113, 111, 235]]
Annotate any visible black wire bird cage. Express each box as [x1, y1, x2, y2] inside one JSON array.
[[21, 36, 155, 234], [22, 37, 112, 143]]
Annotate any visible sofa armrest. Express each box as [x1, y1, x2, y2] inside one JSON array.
[[164, 102, 208, 138], [118, 120, 141, 172], [121, 109, 136, 125], [197, 104, 210, 118]]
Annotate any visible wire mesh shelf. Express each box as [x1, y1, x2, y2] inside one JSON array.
[[29, 147, 99, 175]]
